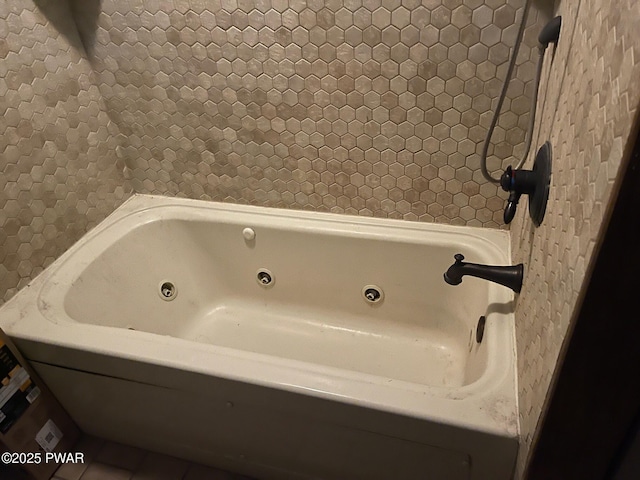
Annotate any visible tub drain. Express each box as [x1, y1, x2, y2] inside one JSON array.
[[362, 285, 384, 304], [159, 281, 177, 301]]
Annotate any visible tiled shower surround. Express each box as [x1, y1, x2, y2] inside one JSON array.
[[0, 0, 131, 304], [92, 0, 542, 227], [511, 0, 640, 476], [1, 0, 640, 479], [1, 1, 543, 301]]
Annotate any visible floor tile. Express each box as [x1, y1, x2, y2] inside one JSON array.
[[130, 452, 190, 480], [94, 442, 146, 472], [183, 464, 239, 480], [54, 434, 256, 480], [55, 435, 104, 480], [55, 461, 90, 480], [79, 462, 132, 480], [75, 436, 106, 462]]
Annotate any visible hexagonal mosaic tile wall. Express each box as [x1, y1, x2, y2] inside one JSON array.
[[89, 0, 543, 227], [0, 0, 132, 304], [510, 0, 640, 476]]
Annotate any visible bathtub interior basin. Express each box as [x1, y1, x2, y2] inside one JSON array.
[[0, 195, 519, 480], [54, 211, 494, 389]]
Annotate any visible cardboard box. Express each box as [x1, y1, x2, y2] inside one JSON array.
[[0, 329, 80, 480]]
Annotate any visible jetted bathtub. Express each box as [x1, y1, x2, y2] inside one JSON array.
[[0, 194, 519, 479]]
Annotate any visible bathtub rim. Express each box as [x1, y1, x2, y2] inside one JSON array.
[[88, 193, 512, 250], [0, 194, 519, 439]]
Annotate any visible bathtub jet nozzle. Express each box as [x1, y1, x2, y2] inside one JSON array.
[[444, 254, 524, 294], [158, 280, 177, 301], [256, 268, 275, 287], [362, 285, 384, 304]]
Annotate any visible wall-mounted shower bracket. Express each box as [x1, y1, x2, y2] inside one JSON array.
[[500, 141, 552, 226]]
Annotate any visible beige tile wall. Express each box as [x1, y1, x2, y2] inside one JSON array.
[[1, 0, 552, 308], [0, 0, 132, 304], [89, 0, 544, 227], [510, 0, 640, 476]]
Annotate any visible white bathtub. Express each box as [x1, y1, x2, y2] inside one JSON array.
[[0, 194, 519, 479]]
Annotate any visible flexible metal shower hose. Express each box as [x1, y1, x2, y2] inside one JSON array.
[[479, 0, 546, 184]]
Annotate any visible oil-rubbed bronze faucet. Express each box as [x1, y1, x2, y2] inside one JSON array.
[[443, 254, 524, 293]]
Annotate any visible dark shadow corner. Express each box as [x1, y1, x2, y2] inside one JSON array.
[[33, 0, 102, 61], [69, 0, 102, 60]]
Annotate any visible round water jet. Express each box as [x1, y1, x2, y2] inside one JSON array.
[[158, 281, 177, 301]]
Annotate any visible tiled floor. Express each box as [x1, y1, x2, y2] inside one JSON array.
[[52, 436, 255, 480]]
